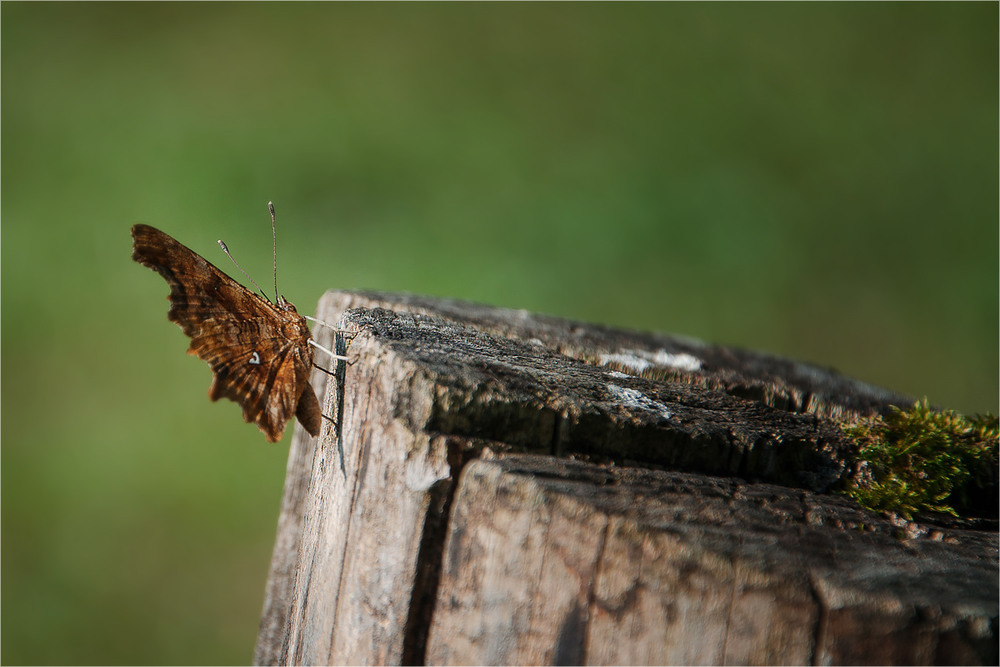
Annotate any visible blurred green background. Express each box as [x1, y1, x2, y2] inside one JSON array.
[[2, 3, 996, 664]]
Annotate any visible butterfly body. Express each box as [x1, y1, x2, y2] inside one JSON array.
[[131, 224, 321, 442]]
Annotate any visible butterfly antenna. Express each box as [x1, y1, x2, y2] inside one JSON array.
[[217, 239, 271, 302], [269, 201, 279, 301]]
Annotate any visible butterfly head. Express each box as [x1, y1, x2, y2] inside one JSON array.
[[276, 295, 298, 313]]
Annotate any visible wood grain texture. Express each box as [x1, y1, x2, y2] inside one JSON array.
[[426, 455, 996, 665], [328, 290, 913, 421], [255, 290, 997, 666]]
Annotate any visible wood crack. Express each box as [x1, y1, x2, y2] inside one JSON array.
[[400, 438, 474, 666]]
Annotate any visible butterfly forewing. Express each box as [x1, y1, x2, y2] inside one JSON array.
[[131, 224, 320, 443]]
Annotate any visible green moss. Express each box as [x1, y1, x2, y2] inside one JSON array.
[[842, 399, 998, 519]]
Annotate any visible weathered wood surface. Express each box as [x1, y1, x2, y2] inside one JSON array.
[[428, 455, 997, 666], [321, 291, 912, 421], [254, 290, 997, 666]]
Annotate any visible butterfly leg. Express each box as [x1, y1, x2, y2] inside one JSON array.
[[308, 338, 351, 362]]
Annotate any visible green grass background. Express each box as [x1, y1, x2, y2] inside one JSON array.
[[2, 3, 996, 664]]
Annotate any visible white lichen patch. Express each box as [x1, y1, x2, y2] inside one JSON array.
[[599, 348, 702, 374], [604, 370, 633, 379], [606, 384, 672, 421]]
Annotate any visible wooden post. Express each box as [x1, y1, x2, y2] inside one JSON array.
[[254, 291, 997, 666]]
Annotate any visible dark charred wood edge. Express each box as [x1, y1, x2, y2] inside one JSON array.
[[327, 291, 994, 520], [332, 290, 914, 421], [337, 305, 855, 494]]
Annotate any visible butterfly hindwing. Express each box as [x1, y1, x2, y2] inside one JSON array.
[[200, 323, 314, 442], [131, 224, 320, 442]]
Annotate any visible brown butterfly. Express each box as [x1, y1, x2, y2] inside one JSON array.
[[131, 209, 329, 442]]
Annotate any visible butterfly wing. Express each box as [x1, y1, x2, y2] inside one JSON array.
[[195, 313, 319, 442], [131, 224, 320, 442]]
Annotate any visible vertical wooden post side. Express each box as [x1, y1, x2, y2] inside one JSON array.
[[256, 312, 450, 665], [254, 290, 997, 666]]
